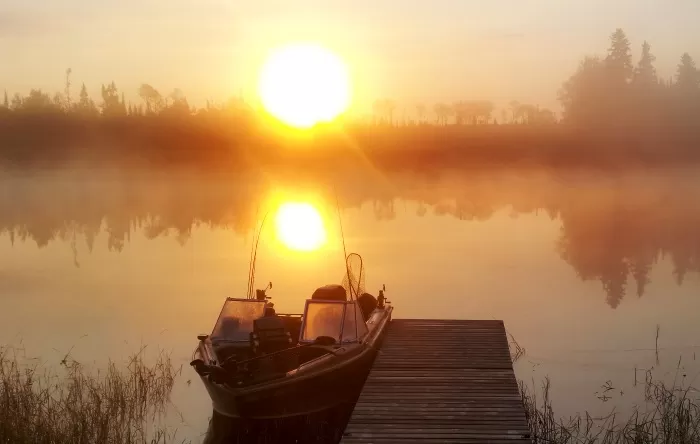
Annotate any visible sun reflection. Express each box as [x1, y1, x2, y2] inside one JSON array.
[[274, 202, 326, 251]]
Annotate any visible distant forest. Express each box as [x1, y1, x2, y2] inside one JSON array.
[[1, 28, 700, 168]]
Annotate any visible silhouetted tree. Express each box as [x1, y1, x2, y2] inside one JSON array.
[[10, 93, 22, 110], [633, 41, 657, 87], [139, 83, 164, 115], [631, 258, 652, 298], [606, 28, 633, 84], [452, 101, 494, 125], [100, 82, 125, 116], [52, 92, 64, 109], [672, 53, 700, 121], [559, 56, 608, 124], [560, 28, 700, 127], [675, 53, 699, 91], [433, 103, 452, 125], [64, 68, 72, 110], [17, 89, 57, 113], [2, 90, 8, 109], [76, 83, 98, 116], [163, 89, 191, 117]]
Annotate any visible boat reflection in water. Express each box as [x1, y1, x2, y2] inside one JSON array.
[[201, 402, 359, 444]]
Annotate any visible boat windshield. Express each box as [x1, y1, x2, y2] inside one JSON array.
[[301, 301, 368, 344], [210, 299, 266, 343], [342, 301, 368, 342]]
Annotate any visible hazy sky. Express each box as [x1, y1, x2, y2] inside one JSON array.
[[2, 0, 700, 113]]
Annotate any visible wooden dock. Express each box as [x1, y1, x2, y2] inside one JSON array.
[[341, 319, 531, 443]]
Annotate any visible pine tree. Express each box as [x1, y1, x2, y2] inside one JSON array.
[[77, 83, 98, 116], [675, 53, 699, 90], [79, 83, 89, 107], [606, 28, 633, 83], [2, 90, 8, 108], [633, 41, 657, 87]]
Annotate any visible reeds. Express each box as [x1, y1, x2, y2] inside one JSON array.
[[0, 346, 185, 444], [519, 363, 700, 443]]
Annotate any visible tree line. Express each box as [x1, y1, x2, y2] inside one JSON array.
[[0, 69, 251, 120], [372, 99, 556, 126], [4, 28, 697, 127], [560, 28, 700, 126]]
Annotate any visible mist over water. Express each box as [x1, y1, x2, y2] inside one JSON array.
[[2, 164, 700, 441]]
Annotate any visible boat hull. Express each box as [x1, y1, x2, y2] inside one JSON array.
[[199, 345, 377, 419]]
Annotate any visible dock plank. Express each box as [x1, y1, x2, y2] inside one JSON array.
[[341, 319, 531, 443]]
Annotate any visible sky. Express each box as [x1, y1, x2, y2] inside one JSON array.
[[2, 0, 700, 114]]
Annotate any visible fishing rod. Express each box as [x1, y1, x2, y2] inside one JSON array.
[[246, 209, 270, 299], [334, 187, 360, 343], [334, 189, 352, 300]]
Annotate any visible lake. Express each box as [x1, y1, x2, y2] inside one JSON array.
[[2, 165, 700, 442]]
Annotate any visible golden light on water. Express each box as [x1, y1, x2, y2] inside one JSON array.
[[274, 202, 327, 251], [258, 43, 351, 128]]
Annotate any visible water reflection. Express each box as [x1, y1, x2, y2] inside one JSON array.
[[2, 167, 700, 309], [274, 202, 327, 252], [202, 404, 355, 444]]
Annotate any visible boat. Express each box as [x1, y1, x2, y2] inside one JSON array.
[[190, 252, 393, 419]]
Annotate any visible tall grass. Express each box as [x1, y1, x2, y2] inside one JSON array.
[[509, 335, 700, 444], [0, 346, 185, 444], [521, 374, 700, 443]]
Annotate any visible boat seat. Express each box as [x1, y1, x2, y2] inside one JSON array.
[[250, 316, 292, 355], [311, 284, 347, 301]]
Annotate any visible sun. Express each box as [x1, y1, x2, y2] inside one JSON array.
[[258, 43, 351, 128], [274, 202, 327, 251]]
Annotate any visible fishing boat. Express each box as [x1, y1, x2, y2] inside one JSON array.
[[190, 252, 393, 419]]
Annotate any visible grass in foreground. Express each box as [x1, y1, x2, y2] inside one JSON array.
[[509, 336, 700, 443], [0, 346, 184, 444], [521, 374, 700, 444]]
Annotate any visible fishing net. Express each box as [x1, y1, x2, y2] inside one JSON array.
[[341, 253, 365, 301]]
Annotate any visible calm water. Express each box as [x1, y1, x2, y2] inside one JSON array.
[[2, 166, 700, 441]]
